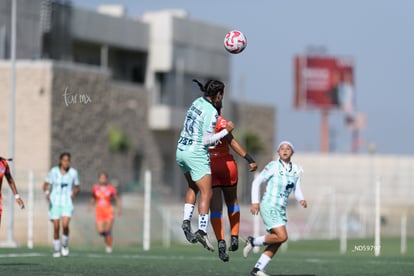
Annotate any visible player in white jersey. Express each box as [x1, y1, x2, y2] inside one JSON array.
[[243, 141, 307, 276], [176, 79, 234, 252], [43, 152, 80, 257]]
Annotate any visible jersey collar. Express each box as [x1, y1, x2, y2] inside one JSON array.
[[202, 96, 215, 107], [278, 158, 292, 172]]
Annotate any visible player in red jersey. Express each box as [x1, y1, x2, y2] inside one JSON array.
[[88, 172, 121, 253], [209, 101, 258, 262], [0, 157, 25, 227]]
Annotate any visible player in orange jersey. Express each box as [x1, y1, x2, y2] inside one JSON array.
[[208, 101, 258, 262], [0, 157, 25, 227], [88, 172, 121, 253]]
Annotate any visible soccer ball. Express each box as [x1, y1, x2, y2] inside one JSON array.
[[224, 30, 247, 54]]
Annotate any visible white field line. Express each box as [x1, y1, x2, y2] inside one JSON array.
[[2, 252, 414, 267], [0, 252, 216, 261], [0, 252, 46, 258]]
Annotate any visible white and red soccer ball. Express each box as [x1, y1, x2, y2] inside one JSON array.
[[224, 30, 247, 54]]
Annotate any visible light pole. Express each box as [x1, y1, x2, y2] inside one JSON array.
[[6, 0, 17, 247]]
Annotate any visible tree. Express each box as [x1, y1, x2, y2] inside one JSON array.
[[243, 130, 264, 155], [108, 126, 131, 152]]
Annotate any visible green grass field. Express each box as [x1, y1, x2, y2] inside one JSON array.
[[1, 238, 413, 275]]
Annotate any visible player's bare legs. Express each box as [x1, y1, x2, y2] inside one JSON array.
[[104, 221, 114, 252], [184, 172, 198, 205], [210, 187, 228, 261], [193, 173, 214, 251], [52, 219, 61, 257], [222, 185, 240, 251], [181, 172, 214, 251], [263, 242, 283, 259], [210, 187, 224, 241], [96, 220, 114, 253], [182, 172, 198, 243], [96, 221, 105, 235], [61, 216, 71, 256], [244, 226, 288, 257], [52, 219, 60, 240], [244, 226, 288, 275], [194, 174, 212, 215], [264, 226, 288, 245]]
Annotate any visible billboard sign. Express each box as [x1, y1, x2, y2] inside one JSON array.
[[294, 55, 354, 113]]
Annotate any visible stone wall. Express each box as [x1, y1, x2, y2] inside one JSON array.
[[50, 62, 112, 189], [49, 63, 163, 193], [107, 81, 162, 193]]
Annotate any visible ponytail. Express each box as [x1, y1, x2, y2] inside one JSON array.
[[192, 79, 205, 92], [192, 79, 224, 97]]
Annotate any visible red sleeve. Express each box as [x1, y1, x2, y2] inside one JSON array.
[[215, 116, 227, 132]]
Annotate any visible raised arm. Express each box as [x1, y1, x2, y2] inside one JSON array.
[[227, 133, 257, 171], [202, 121, 234, 145]]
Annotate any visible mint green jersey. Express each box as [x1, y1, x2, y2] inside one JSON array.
[[46, 166, 80, 207], [177, 96, 218, 154], [260, 159, 302, 210]]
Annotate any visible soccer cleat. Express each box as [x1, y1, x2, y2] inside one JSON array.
[[218, 240, 229, 262], [106, 246, 112, 253], [181, 220, 197, 244], [52, 251, 61, 258], [195, 230, 214, 252], [250, 268, 269, 276], [243, 236, 254, 258], [228, 235, 239, 251], [61, 246, 69, 257]]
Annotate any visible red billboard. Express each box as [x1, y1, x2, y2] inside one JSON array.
[[294, 55, 354, 112]]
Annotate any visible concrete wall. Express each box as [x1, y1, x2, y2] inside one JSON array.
[[71, 7, 149, 51], [0, 61, 52, 178]]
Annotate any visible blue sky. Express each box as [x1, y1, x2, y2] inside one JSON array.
[[73, 0, 414, 155]]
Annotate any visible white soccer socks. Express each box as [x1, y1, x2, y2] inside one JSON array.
[[183, 203, 195, 221]]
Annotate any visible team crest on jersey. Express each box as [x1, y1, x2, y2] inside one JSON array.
[[286, 182, 295, 190], [0, 168, 5, 173]]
